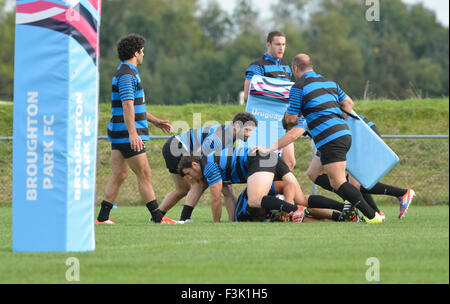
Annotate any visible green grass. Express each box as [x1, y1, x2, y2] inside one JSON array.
[[0, 205, 448, 284]]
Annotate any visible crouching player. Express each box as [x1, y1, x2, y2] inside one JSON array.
[[178, 147, 303, 222], [178, 147, 347, 222], [159, 112, 258, 222]]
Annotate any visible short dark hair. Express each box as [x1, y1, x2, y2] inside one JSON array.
[[232, 112, 258, 127], [177, 156, 201, 176], [267, 30, 285, 43], [281, 115, 294, 131], [117, 33, 146, 61]]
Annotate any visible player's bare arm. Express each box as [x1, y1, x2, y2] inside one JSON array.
[[122, 99, 143, 152], [146, 112, 173, 133], [210, 180, 223, 222]]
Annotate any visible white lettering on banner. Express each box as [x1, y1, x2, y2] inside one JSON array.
[[26, 92, 39, 200], [43, 115, 54, 189], [251, 108, 283, 120], [73, 93, 92, 200]]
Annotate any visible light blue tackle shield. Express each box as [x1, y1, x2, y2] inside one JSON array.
[[242, 76, 294, 149], [345, 112, 399, 190], [12, 0, 101, 252]]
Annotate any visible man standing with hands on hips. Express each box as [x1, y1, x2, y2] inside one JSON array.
[[96, 33, 177, 224]]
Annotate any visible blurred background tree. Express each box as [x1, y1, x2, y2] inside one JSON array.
[[0, 0, 448, 103]]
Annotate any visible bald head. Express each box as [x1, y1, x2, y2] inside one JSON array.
[[292, 54, 313, 72]]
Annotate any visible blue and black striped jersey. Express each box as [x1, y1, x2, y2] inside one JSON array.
[[108, 62, 148, 144], [286, 70, 351, 148], [175, 125, 235, 154], [201, 147, 250, 186], [246, 52, 292, 82]]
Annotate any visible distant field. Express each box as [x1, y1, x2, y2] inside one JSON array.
[[0, 99, 448, 205], [0, 205, 448, 284], [95, 98, 450, 136], [1, 98, 448, 138]]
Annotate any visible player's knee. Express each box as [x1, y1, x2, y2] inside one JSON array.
[[329, 179, 345, 192], [247, 199, 260, 208], [307, 168, 318, 182], [286, 159, 296, 171], [115, 170, 128, 182], [282, 172, 297, 185], [302, 194, 310, 207], [247, 195, 262, 208], [137, 168, 153, 182], [176, 185, 190, 197]]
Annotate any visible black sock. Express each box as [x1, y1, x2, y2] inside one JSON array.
[[261, 196, 297, 213], [307, 195, 344, 211], [180, 205, 194, 221], [97, 200, 113, 222], [150, 210, 166, 222], [146, 200, 163, 223], [332, 211, 341, 221], [314, 174, 334, 192], [361, 183, 407, 197], [336, 182, 375, 219], [362, 193, 380, 213]]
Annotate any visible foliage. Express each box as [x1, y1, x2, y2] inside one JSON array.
[[0, 0, 448, 102]]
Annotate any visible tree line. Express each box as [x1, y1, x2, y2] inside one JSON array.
[[0, 0, 448, 103]]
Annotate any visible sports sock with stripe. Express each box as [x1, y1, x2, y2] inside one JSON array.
[[361, 183, 407, 197], [146, 200, 163, 223]]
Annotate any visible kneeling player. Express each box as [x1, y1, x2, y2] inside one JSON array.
[[178, 147, 347, 222], [178, 147, 304, 222], [159, 112, 257, 222]]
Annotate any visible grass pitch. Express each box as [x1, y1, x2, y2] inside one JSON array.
[[0, 204, 448, 284]]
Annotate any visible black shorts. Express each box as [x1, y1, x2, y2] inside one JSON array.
[[162, 136, 189, 174], [317, 135, 352, 165], [111, 142, 146, 159], [315, 125, 380, 159], [247, 152, 291, 181]]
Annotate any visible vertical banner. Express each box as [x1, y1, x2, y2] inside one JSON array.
[[13, 0, 101, 252], [243, 76, 294, 149]]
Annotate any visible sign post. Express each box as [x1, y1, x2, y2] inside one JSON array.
[[13, 0, 101, 252]]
